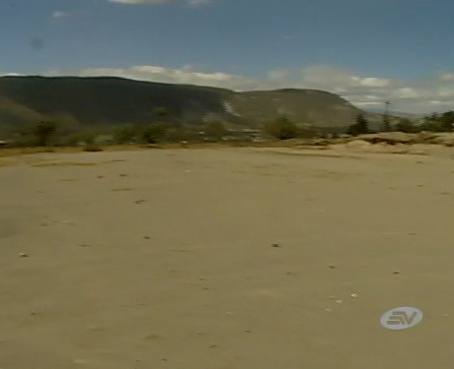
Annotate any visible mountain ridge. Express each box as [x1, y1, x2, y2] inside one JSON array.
[[0, 76, 363, 129]]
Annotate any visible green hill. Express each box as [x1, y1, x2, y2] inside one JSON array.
[[227, 89, 361, 127], [0, 76, 362, 129]]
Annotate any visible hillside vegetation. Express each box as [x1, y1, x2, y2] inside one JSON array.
[[0, 76, 361, 129]]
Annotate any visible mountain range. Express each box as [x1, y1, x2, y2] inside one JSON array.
[[0, 76, 364, 129]]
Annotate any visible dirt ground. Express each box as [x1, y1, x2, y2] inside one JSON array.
[[1, 146, 454, 369]]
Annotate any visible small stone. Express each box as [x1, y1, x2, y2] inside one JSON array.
[[329, 295, 336, 300], [335, 299, 343, 304], [271, 243, 281, 248], [145, 334, 162, 341], [350, 293, 359, 298], [328, 265, 336, 270], [144, 236, 151, 240], [19, 252, 29, 258], [393, 270, 401, 275], [88, 325, 104, 332], [73, 359, 88, 365]]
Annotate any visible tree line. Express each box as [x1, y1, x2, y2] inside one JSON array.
[[2, 109, 454, 147], [346, 110, 454, 136]]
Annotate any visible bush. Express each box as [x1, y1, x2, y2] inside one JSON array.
[[395, 118, 416, 133], [421, 111, 454, 132], [347, 114, 370, 136], [204, 121, 227, 141], [265, 117, 299, 140], [298, 126, 319, 138], [84, 144, 103, 152], [33, 121, 57, 146], [163, 126, 198, 142], [113, 125, 138, 144], [141, 123, 170, 143]]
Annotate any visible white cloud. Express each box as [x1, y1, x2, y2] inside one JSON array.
[[52, 10, 70, 19], [0, 72, 23, 77], [267, 69, 290, 81], [295, 66, 454, 113], [352, 101, 384, 108], [359, 77, 390, 88], [301, 66, 391, 90], [187, 0, 211, 5], [75, 65, 256, 90], [429, 100, 454, 107], [440, 73, 454, 82], [438, 86, 454, 98], [392, 87, 420, 99], [40, 64, 454, 114]]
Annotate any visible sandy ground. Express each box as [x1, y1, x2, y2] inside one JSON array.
[[1, 146, 454, 369]]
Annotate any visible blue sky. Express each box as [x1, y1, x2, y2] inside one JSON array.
[[1, 0, 454, 113]]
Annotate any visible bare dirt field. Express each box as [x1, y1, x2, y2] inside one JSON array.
[[1, 146, 454, 369]]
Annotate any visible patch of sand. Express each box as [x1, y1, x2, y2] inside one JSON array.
[[1, 147, 454, 369]]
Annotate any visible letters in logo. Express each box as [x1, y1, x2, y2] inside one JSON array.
[[380, 307, 423, 330]]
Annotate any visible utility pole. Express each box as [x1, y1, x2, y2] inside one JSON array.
[[383, 101, 391, 131]]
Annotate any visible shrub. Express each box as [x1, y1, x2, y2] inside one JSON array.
[[164, 126, 199, 142], [347, 114, 370, 136], [265, 116, 299, 140], [204, 121, 227, 141], [84, 144, 103, 152], [421, 111, 454, 132], [141, 123, 170, 143], [395, 118, 416, 133], [33, 121, 57, 146], [113, 125, 138, 144]]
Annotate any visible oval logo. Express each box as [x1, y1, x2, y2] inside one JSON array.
[[380, 307, 423, 330]]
